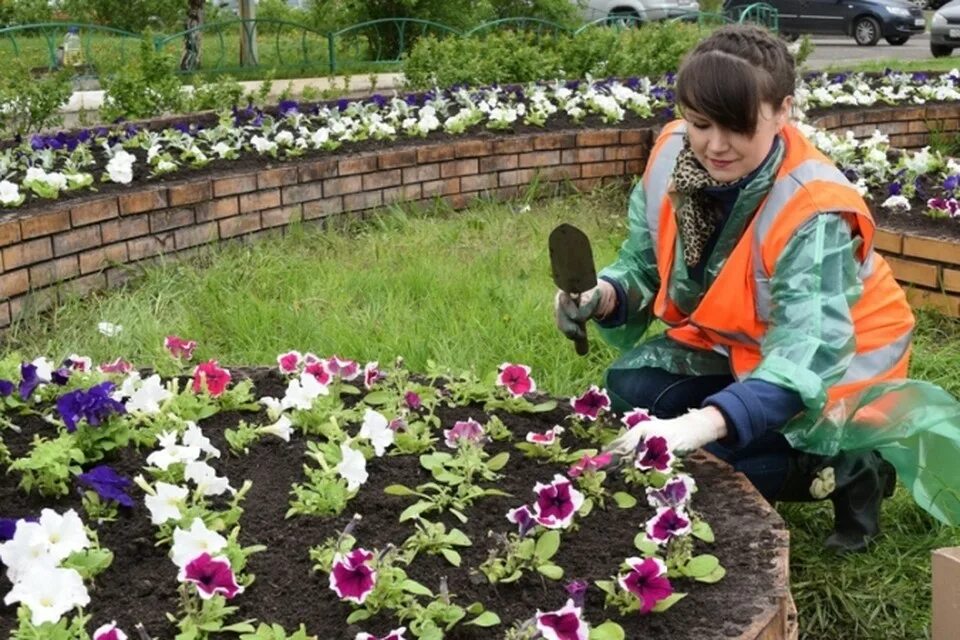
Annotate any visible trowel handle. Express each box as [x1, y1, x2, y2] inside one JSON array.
[[574, 332, 589, 356]]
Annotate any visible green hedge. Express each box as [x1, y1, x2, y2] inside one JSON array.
[[402, 22, 705, 88]]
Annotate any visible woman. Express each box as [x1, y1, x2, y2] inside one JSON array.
[[555, 24, 959, 553]]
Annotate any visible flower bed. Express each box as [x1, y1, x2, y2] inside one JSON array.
[[0, 354, 793, 639]]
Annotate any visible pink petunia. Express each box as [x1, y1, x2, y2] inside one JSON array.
[[526, 425, 564, 446], [646, 474, 696, 510], [535, 599, 589, 640], [178, 553, 244, 600], [277, 351, 303, 374], [496, 363, 536, 397], [304, 360, 331, 385], [621, 407, 652, 429], [98, 357, 133, 374], [92, 622, 127, 640], [570, 385, 611, 421], [618, 556, 673, 614], [443, 418, 485, 449], [635, 435, 674, 472], [567, 451, 612, 478], [329, 548, 377, 604], [363, 362, 382, 390], [355, 628, 406, 640], [326, 356, 360, 381], [165, 336, 197, 360], [403, 391, 421, 410], [192, 360, 231, 397], [533, 475, 585, 530], [506, 504, 536, 536], [645, 506, 691, 545]]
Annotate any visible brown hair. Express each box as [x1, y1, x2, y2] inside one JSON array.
[[675, 25, 795, 136]]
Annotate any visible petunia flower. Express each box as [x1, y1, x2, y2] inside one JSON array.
[[363, 361, 383, 390], [182, 422, 220, 459], [146, 430, 201, 470], [277, 350, 303, 374], [635, 435, 674, 472], [144, 482, 189, 525], [337, 444, 368, 491], [0, 521, 54, 583], [184, 460, 233, 496], [64, 354, 93, 372], [533, 475, 585, 530], [443, 418, 485, 449], [646, 474, 696, 510], [355, 628, 406, 640], [98, 357, 133, 374], [171, 518, 227, 568], [56, 382, 126, 432], [326, 356, 360, 381], [526, 425, 564, 445], [164, 336, 197, 360], [259, 415, 293, 442], [622, 407, 652, 429], [303, 355, 331, 384], [77, 465, 134, 507], [570, 385, 611, 421], [535, 599, 589, 640], [0, 380, 13, 397], [618, 556, 673, 614], [2, 565, 90, 625], [358, 409, 394, 457], [124, 374, 173, 414], [496, 362, 536, 397], [19, 362, 47, 400], [33, 508, 90, 564], [403, 391, 421, 410], [192, 360, 231, 396], [645, 507, 692, 545], [567, 451, 612, 478], [93, 622, 128, 640], [329, 548, 377, 604], [565, 580, 589, 608], [179, 553, 244, 600], [506, 504, 537, 537], [281, 370, 329, 410]]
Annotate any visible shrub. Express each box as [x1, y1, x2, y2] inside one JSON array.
[[1, 0, 54, 26], [100, 37, 184, 121], [0, 61, 72, 138], [59, 0, 184, 32]]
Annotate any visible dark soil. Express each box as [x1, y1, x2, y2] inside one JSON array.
[[0, 368, 785, 639]]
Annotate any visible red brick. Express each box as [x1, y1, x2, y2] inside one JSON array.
[[498, 169, 536, 187], [101, 216, 149, 244], [168, 181, 212, 207], [577, 130, 620, 147], [175, 222, 218, 250], [533, 133, 577, 150], [383, 184, 422, 204], [282, 183, 324, 205], [0, 217, 21, 247], [127, 235, 174, 261], [239, 189, 281, 213], [479, 155, 518, 172], [378, 149, 418, 170], [4, 237, 52, 269], [417, 145, 456, 163], [574, 177, 603, 192], [119, 189, 167, 215], [907, 120, 928, 134], [53, 226, 102, 256], [538, 165, 581, 182], [402, 164, 441, 184], [58, 273, 106, 301], [625, 160, 644, 175], [840, 111, 865, 126], [303, 197, 342, 220], [518, 150, 560, 169], [21, 209, 70, 239], [106, 267, 135, 288], [562, 148, 604, 164], [218, 213, 262, 238], [257, 167, 298, 189], [442, 193, 472, 210], [493, 137, 534, 154], [0, 269, 29, 297], [298, 159, 338, 182], [150, 208, 195, 233], [338, 155, 378, 176], [79, 243, 128, 274], [440, 159, 478, 178], [324, 175, 362, 197], [460, 174, 498, 192], [213, 174, 258, 197], [343, 190, 383, 212], [72, 198, 119, 226], [362, 170, 402, 191], [605, 146, 646, 161], [261, 204, 303, 228], [492, 186, 520, 201], [196, 197, 239, 222], [581, 161, 625, 178], [29, 256, 79, 288], [455, 140, 493, 158], [422, 178, 460, 198], [620, 130, 651, 145], [0, 301, 9, 327]]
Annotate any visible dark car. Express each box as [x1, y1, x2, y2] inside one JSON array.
[[731, 0, 926, 45]]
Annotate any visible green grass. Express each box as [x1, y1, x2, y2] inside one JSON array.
[[5, 188, 960, 639], [826, 56, 960, 74]]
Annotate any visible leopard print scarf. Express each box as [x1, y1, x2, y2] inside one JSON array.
[[670, 139, 731, 267]]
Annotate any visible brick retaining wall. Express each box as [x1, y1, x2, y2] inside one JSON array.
[[811, 103, 960, 149]]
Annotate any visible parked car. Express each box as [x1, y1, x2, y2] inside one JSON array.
[[574, 0, 702, 24], [931, 0, 960, 56], [744, 0, 925, 45]]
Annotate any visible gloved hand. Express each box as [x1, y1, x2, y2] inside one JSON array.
[[554, 280, 617, 341], [604, 406, 728, 460]]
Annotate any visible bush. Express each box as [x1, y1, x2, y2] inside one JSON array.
[[0, 0, 54, 26], [0, 61, 72, 137], [59, 0, 184, 32], [256, 0, 312, 33], [100, 37, 184, 121], [403, 21, 704, 89]]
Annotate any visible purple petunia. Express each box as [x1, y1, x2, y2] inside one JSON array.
[[179, 553, 244, 600], [56, 382, 126, 433], [329, 548, 377, 604], [646, 507, 692, 545], [635, 435, 674, 472], [533, 475, 585, 530], [570, 385, 611, 421], [618, 557, 673, 614], [506, 504, 536, 537], [565, 579, 589, 608], [0, 379, 13, 397], [77, 465, 134, 507], [19, 363, 46, 400], [535, 599, 589, 640], [646, 474, 696, 510]]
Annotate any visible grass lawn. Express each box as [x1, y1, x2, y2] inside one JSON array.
[[5, 187, 959, 639], [828, 56, 960, 74]]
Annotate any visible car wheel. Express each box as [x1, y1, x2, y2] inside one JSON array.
[[607, 8, 643, 27], [931, 42, 954, 57], [885, 35, 910, 45], [853, 16, 881, 45]]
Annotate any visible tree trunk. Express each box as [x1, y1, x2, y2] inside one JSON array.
[[180, 0, 204, 72]]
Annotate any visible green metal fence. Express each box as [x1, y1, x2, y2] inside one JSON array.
[[0, 22, 144, 76]]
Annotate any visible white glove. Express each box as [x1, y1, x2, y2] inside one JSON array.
[[604, 406, 728, 458], [554, 281, 618, 341]]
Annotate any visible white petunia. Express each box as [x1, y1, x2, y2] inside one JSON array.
[[0, 180, 21, 205], [358, 408, 393, 457], [3, 565, 90, 626], [250, 135, 277, 154], [184, 460, 232, 496], [881, 195, 910, 212], [30, 357, 54, 382], [0, 520, 56, 583], [35, 508, 90, 564], [125, 374, 173, 414], [259, 415, 292, 442], [106, 150, 136, 184], [337, 443, 368, 491], [281, 371, 329, 411], [144, 482, 189, 525], [182, 422, 220, 459], [170, 518, 227, 568], [259, 396, 283, 421]]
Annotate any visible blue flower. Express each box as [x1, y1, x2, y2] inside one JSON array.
[[77, 465, 134, 507], [337, 99, 349, 112], [278, 99, 300, 116], [51, 368, 71, 385], [944, 175, 958, 191], [174, 122, 191, 134], [0, 380, 13, 396], [888, 181, 902, 196], [56, 382, 126, 433], [18, 363, 44, 400], [0, 516, 37, 542], [370, 94, 387, 108], [912, 72, 929, 83]]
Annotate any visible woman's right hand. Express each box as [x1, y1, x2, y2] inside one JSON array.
[[554, 280, 617, 341]]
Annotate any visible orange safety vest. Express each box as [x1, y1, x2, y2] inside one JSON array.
[[643, 120, 914, 404]]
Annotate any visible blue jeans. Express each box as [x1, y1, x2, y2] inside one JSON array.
[[605, 366, 792, 500]]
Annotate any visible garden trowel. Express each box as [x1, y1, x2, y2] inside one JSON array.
[[549, 223, 597, 357]]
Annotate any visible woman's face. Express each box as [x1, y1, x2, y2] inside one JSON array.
[[683, 98, 792, 182]]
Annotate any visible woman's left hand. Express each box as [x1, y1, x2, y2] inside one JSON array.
[[604, 406, 729, 459]]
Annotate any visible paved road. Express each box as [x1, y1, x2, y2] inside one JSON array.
[[804, 32, 945, 69]]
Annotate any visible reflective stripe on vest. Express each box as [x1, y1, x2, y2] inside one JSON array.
[[837, 328, 912, 386], [644, 125, 686, 260], [750, 159, 876, 322]]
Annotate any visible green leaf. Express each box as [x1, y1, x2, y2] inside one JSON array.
[[402, 579, 434, 596], [683, 554, 720, 578], [466, 611, 501, 627], [446, 528, 472, 546], [399, 501, 435, 522], [612, 492, 637, 509], [651, 592, 687, 612], [692, 520, 715, 543], [633, 533, 660, 556], [537, 563, 564, 580], [589, 621, 626, 640], [383, 484, 418, 496], [487, 451, 510, 471], [580, 497, 594, 517], [432, 470, 463, 484], [466, 602, 484, 615], [697, 565, 727, 584], [535, 530, 561, 561], [531, 400, 558, 412], [346, 609, 372, 624], [362, 391, 392, 405], [594, 579, 617, 596], [420, 452, 452, 470], [440, 548, 462, 566], [220, 622, 257, 633], [501, 569, 523, 583]]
